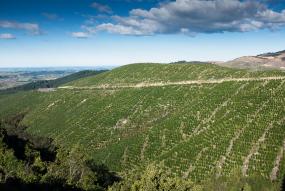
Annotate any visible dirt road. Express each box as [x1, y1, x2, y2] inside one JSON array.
[[58, 76, 285, 90]]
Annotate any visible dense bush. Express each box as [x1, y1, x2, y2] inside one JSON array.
[[109, 164, 197, 191]]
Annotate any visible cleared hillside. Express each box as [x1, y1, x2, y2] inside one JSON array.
[[0, 63, 285, 188], [218, 50, 285, 70]]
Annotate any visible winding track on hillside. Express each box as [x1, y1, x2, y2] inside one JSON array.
[[58, 76, 285, 90]]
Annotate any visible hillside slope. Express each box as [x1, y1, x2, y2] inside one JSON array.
[[219, 50, 285, 70], [66, 63, 284, 87], [0, 63, 285, 186]]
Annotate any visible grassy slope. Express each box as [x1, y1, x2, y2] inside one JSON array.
[[0, 63, 285, 183], [66, 63, 285, 87]]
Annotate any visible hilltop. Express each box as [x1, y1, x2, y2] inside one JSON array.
[[218, 50, 285, 70], [0, 63, 285, 190], [65, 63, 284, 87]]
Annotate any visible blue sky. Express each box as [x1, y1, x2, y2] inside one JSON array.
[[0, 0, 285, 67]]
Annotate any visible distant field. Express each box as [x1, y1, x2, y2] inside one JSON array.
[[0, 70, 73, 90], [0, 63, 285, 184], [0, 67, 107, 90]]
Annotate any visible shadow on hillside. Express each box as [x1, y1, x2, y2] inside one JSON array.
[[281, 175, 285, 191], [1, 114, 57, 163], [0, 113, 121, 191], [0, 177, 83, 191]]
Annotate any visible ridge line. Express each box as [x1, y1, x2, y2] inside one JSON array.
[[58, 76, 285, 90]]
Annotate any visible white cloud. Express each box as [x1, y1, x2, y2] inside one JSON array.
[[95, 23, 148, 35], [0, 20, 40, 35], [0, 33, 16, 39], [42, 12, 60, 20], [90, 0, 285, 36], [71, 32, 90, 38], [90, 2, 113, 14]]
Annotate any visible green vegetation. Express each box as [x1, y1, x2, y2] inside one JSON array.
[[0, 63, 285, 190], [67, 63, 285, 87], [110, 164, 280, 191], [0, 114, 119, 191]]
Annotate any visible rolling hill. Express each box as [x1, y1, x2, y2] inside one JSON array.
[[0, 63, 285, 190], [219, 50, 285, 70]]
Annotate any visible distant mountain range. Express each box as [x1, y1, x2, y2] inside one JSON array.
[[217, 50, 285, 70]]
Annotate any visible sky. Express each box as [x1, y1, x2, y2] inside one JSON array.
[[0, 0, 285, 68]]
